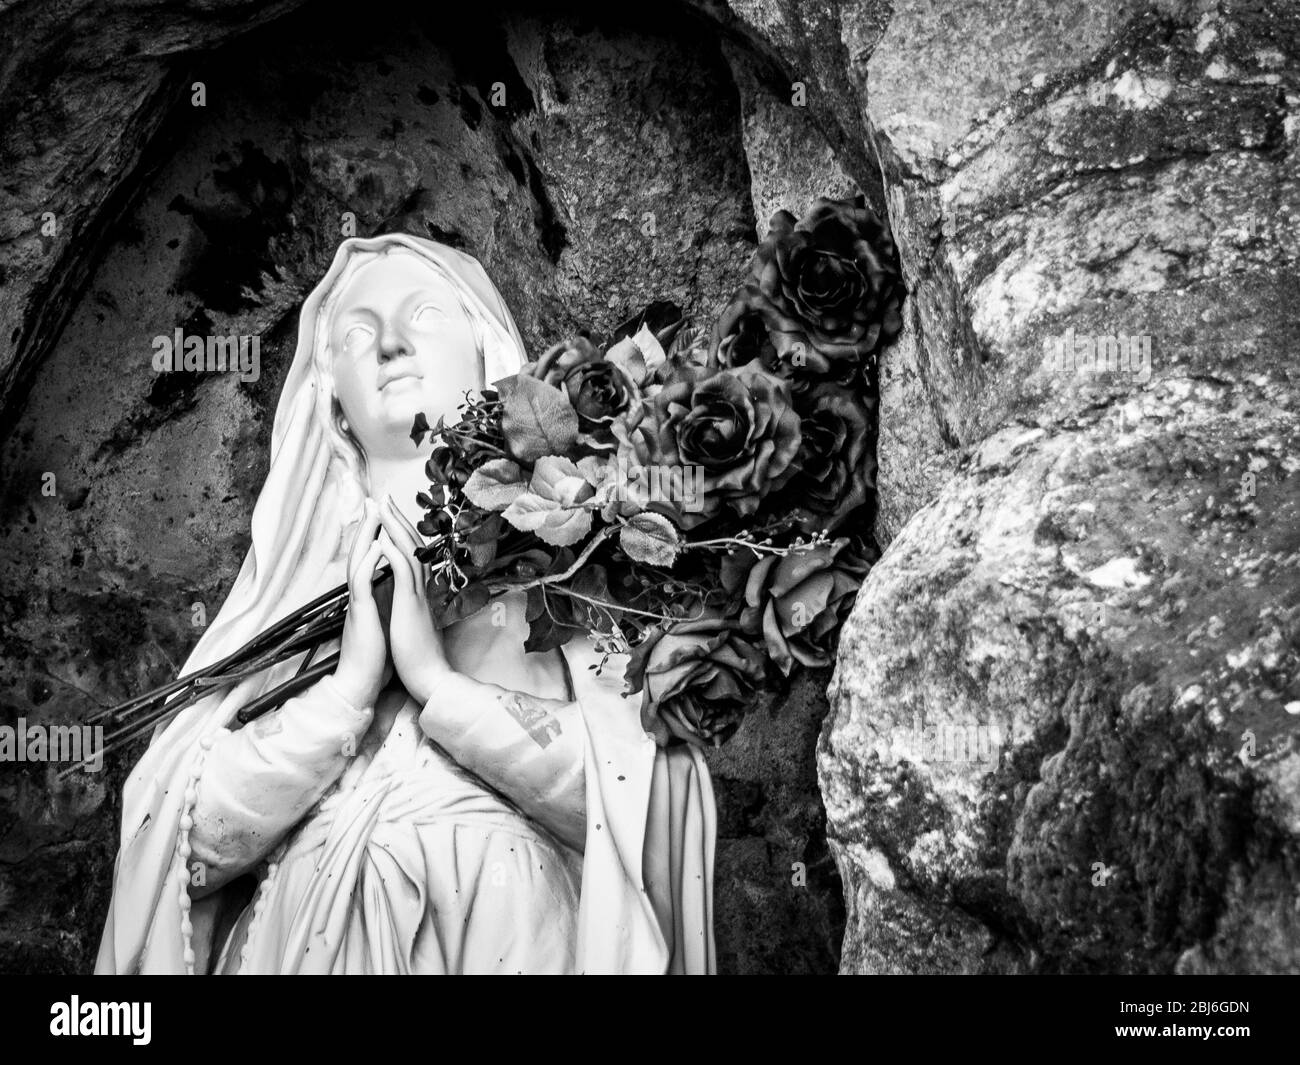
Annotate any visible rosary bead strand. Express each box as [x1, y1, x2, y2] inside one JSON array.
[[176, 728, 228, 975]]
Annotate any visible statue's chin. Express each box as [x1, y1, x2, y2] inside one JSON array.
[[348, 403, 430, 458], [376, 388, 428, 425]]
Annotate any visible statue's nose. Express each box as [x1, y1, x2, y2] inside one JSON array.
[[377, 323, 412, 361]]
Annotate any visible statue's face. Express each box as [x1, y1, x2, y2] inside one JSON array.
[[329, 251, 484, 460]]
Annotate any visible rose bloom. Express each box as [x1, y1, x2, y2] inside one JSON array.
[[710, 197, 903, 373], [626, 614, 767, 747], [725, 538, 870, 675], [527, 336, 639, 448], [625, 361, 802, 528], [715, 311, 866, 398], [714, 312, 803, 395], [778, 382, 874, 534]]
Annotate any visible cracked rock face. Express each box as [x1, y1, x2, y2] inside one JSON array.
[[825, 381, 1300, 972], [821, 0, 1300, 972]]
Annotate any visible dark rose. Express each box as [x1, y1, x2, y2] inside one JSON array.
[[724, 538, 870, 675], [624, 361, 802, 528], [715, 311, 770, 368], [710, 197, 904, 373], [626, 613, 767, 747], [778, 383, 874, 534], [527, 336, 638, 445], [717, 311, 832, 400]]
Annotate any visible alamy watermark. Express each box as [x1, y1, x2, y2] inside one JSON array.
[[609, 456, 705, 514], [1, 718, 104, 772], [50, 997, 150, 1044], [873, 712, 1003, 767], [152, 328, 260, 382], [1041, 327, 1152, 382]]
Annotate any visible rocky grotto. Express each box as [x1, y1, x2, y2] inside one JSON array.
[[0, 0, 1297, 975]]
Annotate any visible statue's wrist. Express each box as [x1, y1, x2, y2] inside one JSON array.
[[329, 666, 379, 713], [411, 659, 455, 708]]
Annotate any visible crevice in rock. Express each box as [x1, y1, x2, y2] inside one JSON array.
[[0, 68, 188, 441]]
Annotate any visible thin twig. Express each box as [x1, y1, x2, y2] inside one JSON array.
[[513, 528, 613, 588]]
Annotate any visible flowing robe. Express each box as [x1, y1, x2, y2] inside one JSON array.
[[96, 594, 717, 975]]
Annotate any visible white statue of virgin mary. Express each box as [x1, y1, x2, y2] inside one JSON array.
[[96, 234, 717, 975]]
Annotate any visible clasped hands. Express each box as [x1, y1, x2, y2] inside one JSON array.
[[331, 495, 452, 712]]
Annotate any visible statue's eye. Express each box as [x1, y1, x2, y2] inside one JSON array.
[[413, 303, 446, 325], [343, 324, 373, 352]]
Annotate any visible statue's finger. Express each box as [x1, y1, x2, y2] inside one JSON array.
[[375, 533, 415, 595], [379, 497, 422, 561], [383, 494, 426, 549], [348, 500, 381, 580], [375, 501, 408, 553], [378, 502, 426, 592], [349, 541, 384, 605]]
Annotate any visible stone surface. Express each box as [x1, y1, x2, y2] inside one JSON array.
[[872, 298, 957, 548], [721, 40, 862, 239], [690, 0, 889, 198], [0, 2, 848, 974], [825, 380, 1300, 972], [0, 0, 310, 419], [822, 0, 1300, 972]]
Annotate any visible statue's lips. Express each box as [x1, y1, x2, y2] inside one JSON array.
[[378, 371, 422, 391]]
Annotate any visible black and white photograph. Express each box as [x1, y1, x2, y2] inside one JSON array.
[[0, 0, 1295, 1038]]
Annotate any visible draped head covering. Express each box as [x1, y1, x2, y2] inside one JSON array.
[[96, 235, 528, 973]]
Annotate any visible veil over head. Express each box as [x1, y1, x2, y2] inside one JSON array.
[[97, 235, 528, 973]]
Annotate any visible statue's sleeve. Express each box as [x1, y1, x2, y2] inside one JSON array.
[[418, 671, 587, 851], [422, 645, 718, 974], [188, 673, 373, 893]]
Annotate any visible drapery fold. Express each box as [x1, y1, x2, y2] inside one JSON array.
[[566, 636, 717, 974], [99, 636, 716, 975]]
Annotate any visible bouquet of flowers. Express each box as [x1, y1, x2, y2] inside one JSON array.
[[81, 196, 903, 768], [408, 196, 902, 745]]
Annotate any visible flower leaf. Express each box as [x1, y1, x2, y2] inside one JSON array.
[[501, 492, 558, 533], [463, 459, 527, 511], [531, 455, 594, 508], [631, 324, 667, 373], [524, 586, 575, 653], [575, 455, 609, 486], [537, 508, 592, 547], [410, 412, 432, 446], [604, 335, 647, 381], [497, 373, 580, 463], [619, 512, 680, 566]]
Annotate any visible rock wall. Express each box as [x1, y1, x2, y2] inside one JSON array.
[[0, 0, 308, 417], [814, 0, 1300, 972]]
